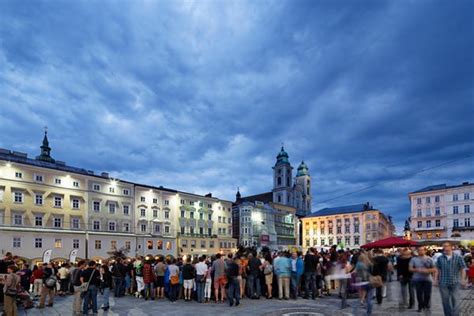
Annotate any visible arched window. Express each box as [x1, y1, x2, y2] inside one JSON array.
[[277, 177, 282, 186], [286, 177, 290, 187]]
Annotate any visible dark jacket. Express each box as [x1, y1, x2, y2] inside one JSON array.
[[182, 264, 195, 280], [396, 256, 412, 280], [226, 262, 239, 280]]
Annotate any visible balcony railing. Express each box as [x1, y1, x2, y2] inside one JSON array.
[[413, 226, 445, 231]]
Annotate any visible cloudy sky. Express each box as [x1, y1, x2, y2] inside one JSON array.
[[1, 0, 473, 232]]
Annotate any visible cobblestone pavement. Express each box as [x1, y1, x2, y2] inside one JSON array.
[[17, 282, 472, 316]]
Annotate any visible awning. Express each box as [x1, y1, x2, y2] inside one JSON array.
[[361, 236, 418, 249]]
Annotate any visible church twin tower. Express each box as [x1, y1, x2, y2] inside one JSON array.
[[272, 146, 312, 216]]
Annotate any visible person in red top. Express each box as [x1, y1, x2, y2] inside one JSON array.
[[467, 257, 474, 286], [31, 265, 44, 297], [143, 260, 155, 300]]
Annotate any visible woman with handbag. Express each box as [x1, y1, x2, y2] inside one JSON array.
[[3, 264, 20, 316], [168, 259, 180, 302], [263, 255, 274, 299]]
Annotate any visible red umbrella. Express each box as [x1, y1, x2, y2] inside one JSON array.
[[360, 236, 418, 249]]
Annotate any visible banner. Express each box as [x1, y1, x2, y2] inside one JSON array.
[[69, 249, 79, 263], [42, 249, 52, 263]]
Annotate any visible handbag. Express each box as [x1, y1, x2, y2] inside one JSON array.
[[264, 264, 273, 275], [369, 275, 383, 288], [170, 274, 179, 285], [78, 269, 96, 293]]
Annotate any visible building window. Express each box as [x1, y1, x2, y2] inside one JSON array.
[[201, 240, 206, 248], [190, 201, 194, 206], [125, 241, 131, 250], [417, 221, 422, 228], [164, 226, 170, 233], [164, 200, 169, 205], [95, 240, 101, 249], [190, 227, 195, 235], [55, 178, 61, 184], [73, 181, 79, 188], [417, 209, 422, 217], [35, 194, 43, 205], [12, 237, 21, 248], [181, 239, 188, 247], [123, 205, 129, 215], [93, 221, 100, 230], [166, 241, 171, 250], [141, 196, 145, 202], [93, 184, 101, 191], [14, 192, 23, 203], [435, 195, 440, 203], [416, 198, 421, 204], [336, 237, 342, 245], [153, 198, 158, 204], [199, 227, 204, 235], [72, 218, 80, 229], [157, 240, 163, 249], [54, 196, 62, 207], [453, 219, 459, 227], [109, 203, 116, 214], [164, 211, 170, 219], [345, 236, 350, 245], [154, 224, 160, 233], [336, 226, 342, 234], [435, 207, 440, 216], [180, 199, 185, 205], [354, 225, 359, 234], [35, 238, 42, 248], [464, 205, 470, 213], [72, 198, 80, 209], [109, 222, 116, 231], [208, 228, 212, 236], [123, 223, 130, 232], [123, 189, 129, 195], [435, 219, 441, 227], [140, 208, 146, 217], [464, 193, 470, 200], [73, 239, 80, 249], [35, 216, 43, 227], [93, 201, 100, 212], [109, 187, 115, 193], [54, 217, 62, 228], [218, 216, 221, 223], [140, 224, 147, 232], [55, 238, 62, 248], [190, 211, 194, 219], [180, 210, 185, 217], [453, 206, 459, 214], [426, 197, 431, 204], [426, 208, 431, 217], [453, 194, 458, 201], [208, 214, 212, 220], [153, 209, 158, 218], [147, 240, 153, 250], [426, 220, 431, 228], [465, 218, 471, 227], [15, 172, 23, 179], [191, 240, 196, 248]]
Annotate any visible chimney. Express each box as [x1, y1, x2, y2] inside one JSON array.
[[205, 193, 212, 198], [101, 172, 109, 178]]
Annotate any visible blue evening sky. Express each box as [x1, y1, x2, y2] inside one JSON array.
[[1, 0, 473, 232]]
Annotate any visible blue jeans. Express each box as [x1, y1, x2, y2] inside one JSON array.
[[102, 287, 110, 307], [414, 280, 431, 310], [439, 284, 460, 316], [124, 275, 131, 295], [291, 272, 300, 298], [82, 285, 98, 315], [227, 278, 240, 305], [144, 282, 154, 299], [195, 277, 205, 303], [399, 278, 414, 307], [304, 272, 318, 298], [113, 277, 123, 297], [364, 284, 374, 316], [247, 274, 261, 297], [169, 284, 179, 302]]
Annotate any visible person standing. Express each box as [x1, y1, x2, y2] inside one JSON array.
[[226, 257, 241, 307], [80, 260, 101, 316], [409, 246, 436, 313], [31, 264, 44, 297], [372, 249, 391, 304], [247, 253, 262, 299], [57, 263, 70, 296], [290, 252, 304, 299], [168, 259, 180, 303], [204, 258, 213, 303], [38, 262, 56, 309], [304, 248, 318, 299], [262, 254, 274, 299], [182, 257, 195, 301], [396, 249, 414, 309], [434, 241, 467, 316], [195, 256, 208, 303], [111, 258, 125, 297], [274, 252, 291, 300], [154, 257, 166, 299], [142, 259, 155, 300], [355, 253, 374, 316], [71, 260, 86, 316], [212, 254, 227, 303], [19, 263, 32, 293], [100, 263, 112, 311], [133, 257, 145, 298], [3, 265, 20, 316]]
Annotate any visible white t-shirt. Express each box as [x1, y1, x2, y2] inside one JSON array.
[[195, 262, 208, 276]]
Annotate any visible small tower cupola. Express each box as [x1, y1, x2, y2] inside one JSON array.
[[236, 187, 242, 201], [296, 160, 309, 176], [275, 146, 289, 165], [36, 128, 55, 163]]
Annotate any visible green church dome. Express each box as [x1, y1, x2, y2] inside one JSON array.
[[276, 146, 289, 164], [296, 160, 309, 176]]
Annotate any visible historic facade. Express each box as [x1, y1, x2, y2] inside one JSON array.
[[409, 182, 474, 241], [0, 132, 237, 263], [300, 203, 395, 250], [233, 146, 305, 249]]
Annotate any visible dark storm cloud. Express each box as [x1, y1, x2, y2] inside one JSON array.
[[1, 0, 473, 231]]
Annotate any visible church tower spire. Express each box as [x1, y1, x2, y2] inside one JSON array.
[[36, 127, 55, 163], [272, 145, 293, 205]]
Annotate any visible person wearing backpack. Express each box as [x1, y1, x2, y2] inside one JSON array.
[[38, 262, 56, 309], [80, 260, 101, 316], [71, 260, 86, 316], [3, 264, 20, 316]]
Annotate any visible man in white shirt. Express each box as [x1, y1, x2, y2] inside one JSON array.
[[195, 256, 208, 303]]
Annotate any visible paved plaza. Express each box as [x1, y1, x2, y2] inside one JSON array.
[[17, 282, 472, 316]]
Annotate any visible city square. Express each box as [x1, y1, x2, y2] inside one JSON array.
[[1, 0, 473, 316]]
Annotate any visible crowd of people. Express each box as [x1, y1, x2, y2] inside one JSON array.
[[1, 241, 473, 316]]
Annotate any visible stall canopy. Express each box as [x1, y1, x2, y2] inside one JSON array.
[[361, 236, 418, 249]]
